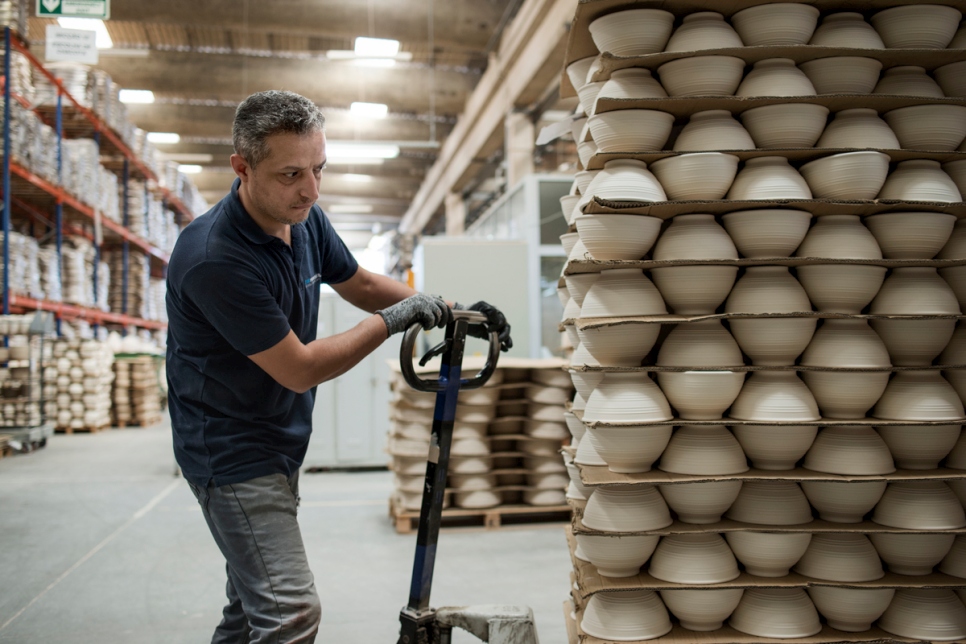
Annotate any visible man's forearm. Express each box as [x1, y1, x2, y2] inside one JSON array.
[[298, 315, 389, 389]]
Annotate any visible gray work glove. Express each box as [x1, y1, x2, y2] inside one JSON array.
[[377, 294, 452, 336]]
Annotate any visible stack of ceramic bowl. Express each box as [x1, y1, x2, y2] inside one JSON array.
[[111, 356, 163, 427], [388, 361, 572, 512], [107, 251, 150, 319], [561, 1, 966, 641], [46, 338, 114, 431]]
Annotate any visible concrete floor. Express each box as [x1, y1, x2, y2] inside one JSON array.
[[0, 421, 572, 643]]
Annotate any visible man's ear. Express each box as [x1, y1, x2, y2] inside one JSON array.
[[230, 154, 251, 182]]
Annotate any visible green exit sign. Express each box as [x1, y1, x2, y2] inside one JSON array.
[[37, 0, 110, 19]]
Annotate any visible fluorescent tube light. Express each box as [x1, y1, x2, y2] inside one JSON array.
[[57, 18, 112, 49], [178, 164, 203, 174], [328, 204, 374, 214], [341, 173, 374, 183], [354, 37, 400, 58], [118, 89, 155, 104], [147, 132, 180, 144], [350, 102, 389, 119]]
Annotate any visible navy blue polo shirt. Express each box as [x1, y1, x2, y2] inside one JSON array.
[[166, 178, 359, 487]]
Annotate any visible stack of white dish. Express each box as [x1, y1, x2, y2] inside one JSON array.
[[44, 338, 114, 431], [560, 1, 966, 641], [387, 361, 573, 511]]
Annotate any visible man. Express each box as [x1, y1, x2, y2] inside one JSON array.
[[166, 90, 511, 644]]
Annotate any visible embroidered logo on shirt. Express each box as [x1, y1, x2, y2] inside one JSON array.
[[304, 274, 321, 288]]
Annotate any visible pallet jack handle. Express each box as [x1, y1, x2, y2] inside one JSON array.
[[397, 309, 503, 644], [399, 309, 501, 393]]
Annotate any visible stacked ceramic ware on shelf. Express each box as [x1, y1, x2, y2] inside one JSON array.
[[107, 250, 150, 319], [387, 360, 573, 512], [45, 338, 114, 431], [557, 2, 966, 642], [0, 318, 41, 428], [112, 356, 163, 427]]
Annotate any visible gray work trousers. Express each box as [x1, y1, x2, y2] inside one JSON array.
[[188, 472, 322, 644]]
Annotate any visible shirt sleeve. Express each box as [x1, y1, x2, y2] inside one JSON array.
[[180, 260, 292, 356], [314, 208, 359, 284]]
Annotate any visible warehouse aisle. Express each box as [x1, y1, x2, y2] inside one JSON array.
[[0, 423, 571, 643]]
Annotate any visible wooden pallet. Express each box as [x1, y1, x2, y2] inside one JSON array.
[[389, 495, 571, 534], [55, 424, 109, 434], [116, 417, 163, 428]]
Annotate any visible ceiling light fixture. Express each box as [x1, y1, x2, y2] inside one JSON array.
[[118, 89, 155, 104], [146, 132, 180, 144], [56, 17, 113, 49], [340, 173, 374, 183], [177, 164, 203, 174], [327, 204, 374, 214], [349, 102, 389, 119], [354, 37, 400, 57], [326, 142, 399, 158]]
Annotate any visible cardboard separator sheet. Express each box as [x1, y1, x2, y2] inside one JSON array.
[[570, 409, 966, 429], [563, 364, 966, 373], [570, 513, 966, 538], [559, 0, 966, 97], [576, 197, 966, 220], [569, 606, 933, 644], [564, 311, 966, 332], [581, 147, 966, 170], [563, 256, 966, 276], [565, 530, 966, 599], [575, 463, 966, 487], [587, 45, 966, 80]]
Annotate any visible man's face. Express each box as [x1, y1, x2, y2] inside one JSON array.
[[242, 129, 326, 226]]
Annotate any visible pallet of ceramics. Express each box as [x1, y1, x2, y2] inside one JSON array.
[[557, 0, 966, 97], [389, 494, 572, 534]]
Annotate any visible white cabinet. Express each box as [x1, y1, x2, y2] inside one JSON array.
[[303, 293, 397, 469]]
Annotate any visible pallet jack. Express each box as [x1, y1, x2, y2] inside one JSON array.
[[396, 309, 540, 644]]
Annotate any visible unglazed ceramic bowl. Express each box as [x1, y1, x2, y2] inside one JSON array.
[[588, 8, 675, 56], [575, 533, 660, 578], [720, 209, 811, 258], [865, 211, 956, 260], [874, 65, 945, 98], [574, 214, 661, 261], [872, 481, 966, 530], [739, 103, 829, 149], [807, 587, 895, 633], [580, 590, 673, 641], [648, 533, 740, 584], [648, 153, 739, 200], [729, 588, 821, 639], [582, 484, 673, 532], [583, 372, 672, 424], [871, 532, 955, 576], [658, 425, 749, 476], [871, 4, 962, 49], [658, 480, 742, 525], [726, 531, 812, 577], [799, 151, 890, 200], [800, 56, 883, 95], [665, 12, 743, 52], [660, 588, 743, 632], [731, 3, 820, 46], [878, 589, 966, 642], [885, 105, 966, 152], [803, 425, 896, 475], [657, 56, 745, 97], [809, 12, 885, 48], [588, 424, 672, 474], [673, 110, 755, 152], [801, 480, 886, 523], [726, 480, 813, 526], [586, 110, 676, 153], [793, 533, 884, 582]]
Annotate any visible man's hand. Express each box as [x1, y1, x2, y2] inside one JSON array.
[[377, 294, 452, 336], [464, 301, 513, 352]]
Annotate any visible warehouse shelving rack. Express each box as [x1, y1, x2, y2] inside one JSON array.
[[0, 26, 196, 331]]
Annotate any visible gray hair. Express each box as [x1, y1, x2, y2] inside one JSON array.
[[232, 90, 326, 168]]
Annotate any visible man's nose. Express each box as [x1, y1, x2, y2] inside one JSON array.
[[301, 173, 320, 202]]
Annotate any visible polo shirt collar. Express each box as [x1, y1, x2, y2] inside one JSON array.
[[226, 178, 276, 245]]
